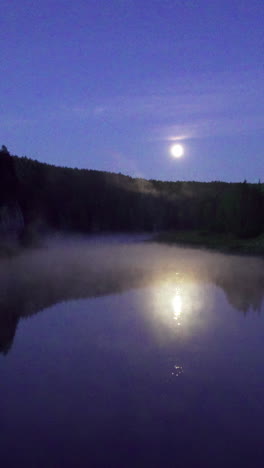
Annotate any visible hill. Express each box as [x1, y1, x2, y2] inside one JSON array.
[[0, 147, 263, 241]]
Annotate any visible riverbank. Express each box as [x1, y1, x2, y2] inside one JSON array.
[[153, 230, 264, 256]]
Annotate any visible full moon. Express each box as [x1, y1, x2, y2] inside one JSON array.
[[170, 144, 184, 158]]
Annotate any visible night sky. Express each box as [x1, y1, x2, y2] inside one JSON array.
[[1, 0, 264, 182]]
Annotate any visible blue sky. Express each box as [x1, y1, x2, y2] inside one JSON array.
[[1, 0, 264, 181]]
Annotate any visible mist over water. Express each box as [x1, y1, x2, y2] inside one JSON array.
[[1, 235, 264, 467]]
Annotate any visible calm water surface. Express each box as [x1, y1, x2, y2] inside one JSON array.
[[1, 236, 264, 467]]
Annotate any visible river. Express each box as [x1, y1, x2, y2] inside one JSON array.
[[1, 235, 264, 467]]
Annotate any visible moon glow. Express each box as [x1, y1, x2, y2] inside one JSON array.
[[170, 144, 184, 158]]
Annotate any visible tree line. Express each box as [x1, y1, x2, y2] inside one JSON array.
[[1, 145, 264, 239]]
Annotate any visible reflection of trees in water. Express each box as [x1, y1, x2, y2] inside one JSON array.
[[0, 312, 19, 354], [1, 243, 264, 354], [0, 246, 156, 354], [218, 278, 264, 314], [215, 265, 264, 315]]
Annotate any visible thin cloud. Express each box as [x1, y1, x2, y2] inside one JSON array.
[[69, 70, 264, 141], [73, 92, 229, 121], [158, 112, 264, 141]]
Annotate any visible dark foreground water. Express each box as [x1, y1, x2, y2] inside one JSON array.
[[1, 236, 264, 467]]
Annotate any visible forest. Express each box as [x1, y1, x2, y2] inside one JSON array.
[[0, 145, 263, 241]]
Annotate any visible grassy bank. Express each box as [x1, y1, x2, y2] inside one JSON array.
[[153, 230, 264, 256]]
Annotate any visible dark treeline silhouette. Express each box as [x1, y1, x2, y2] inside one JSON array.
[[11, 151, 264, 237], [0, 146, 24, 242], [0, 146, 264, 238], [0, 145, 20, 204]]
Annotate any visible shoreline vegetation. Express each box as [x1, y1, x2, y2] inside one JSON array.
[[1, 145, 264, 258], [153, 230, 264, 256]]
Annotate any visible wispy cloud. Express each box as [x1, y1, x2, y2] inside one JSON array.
[[70, 70, 264, 141], [35, 71, 264, 145], [157, 113, 264, 141], [73, 92, 228, 121]]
